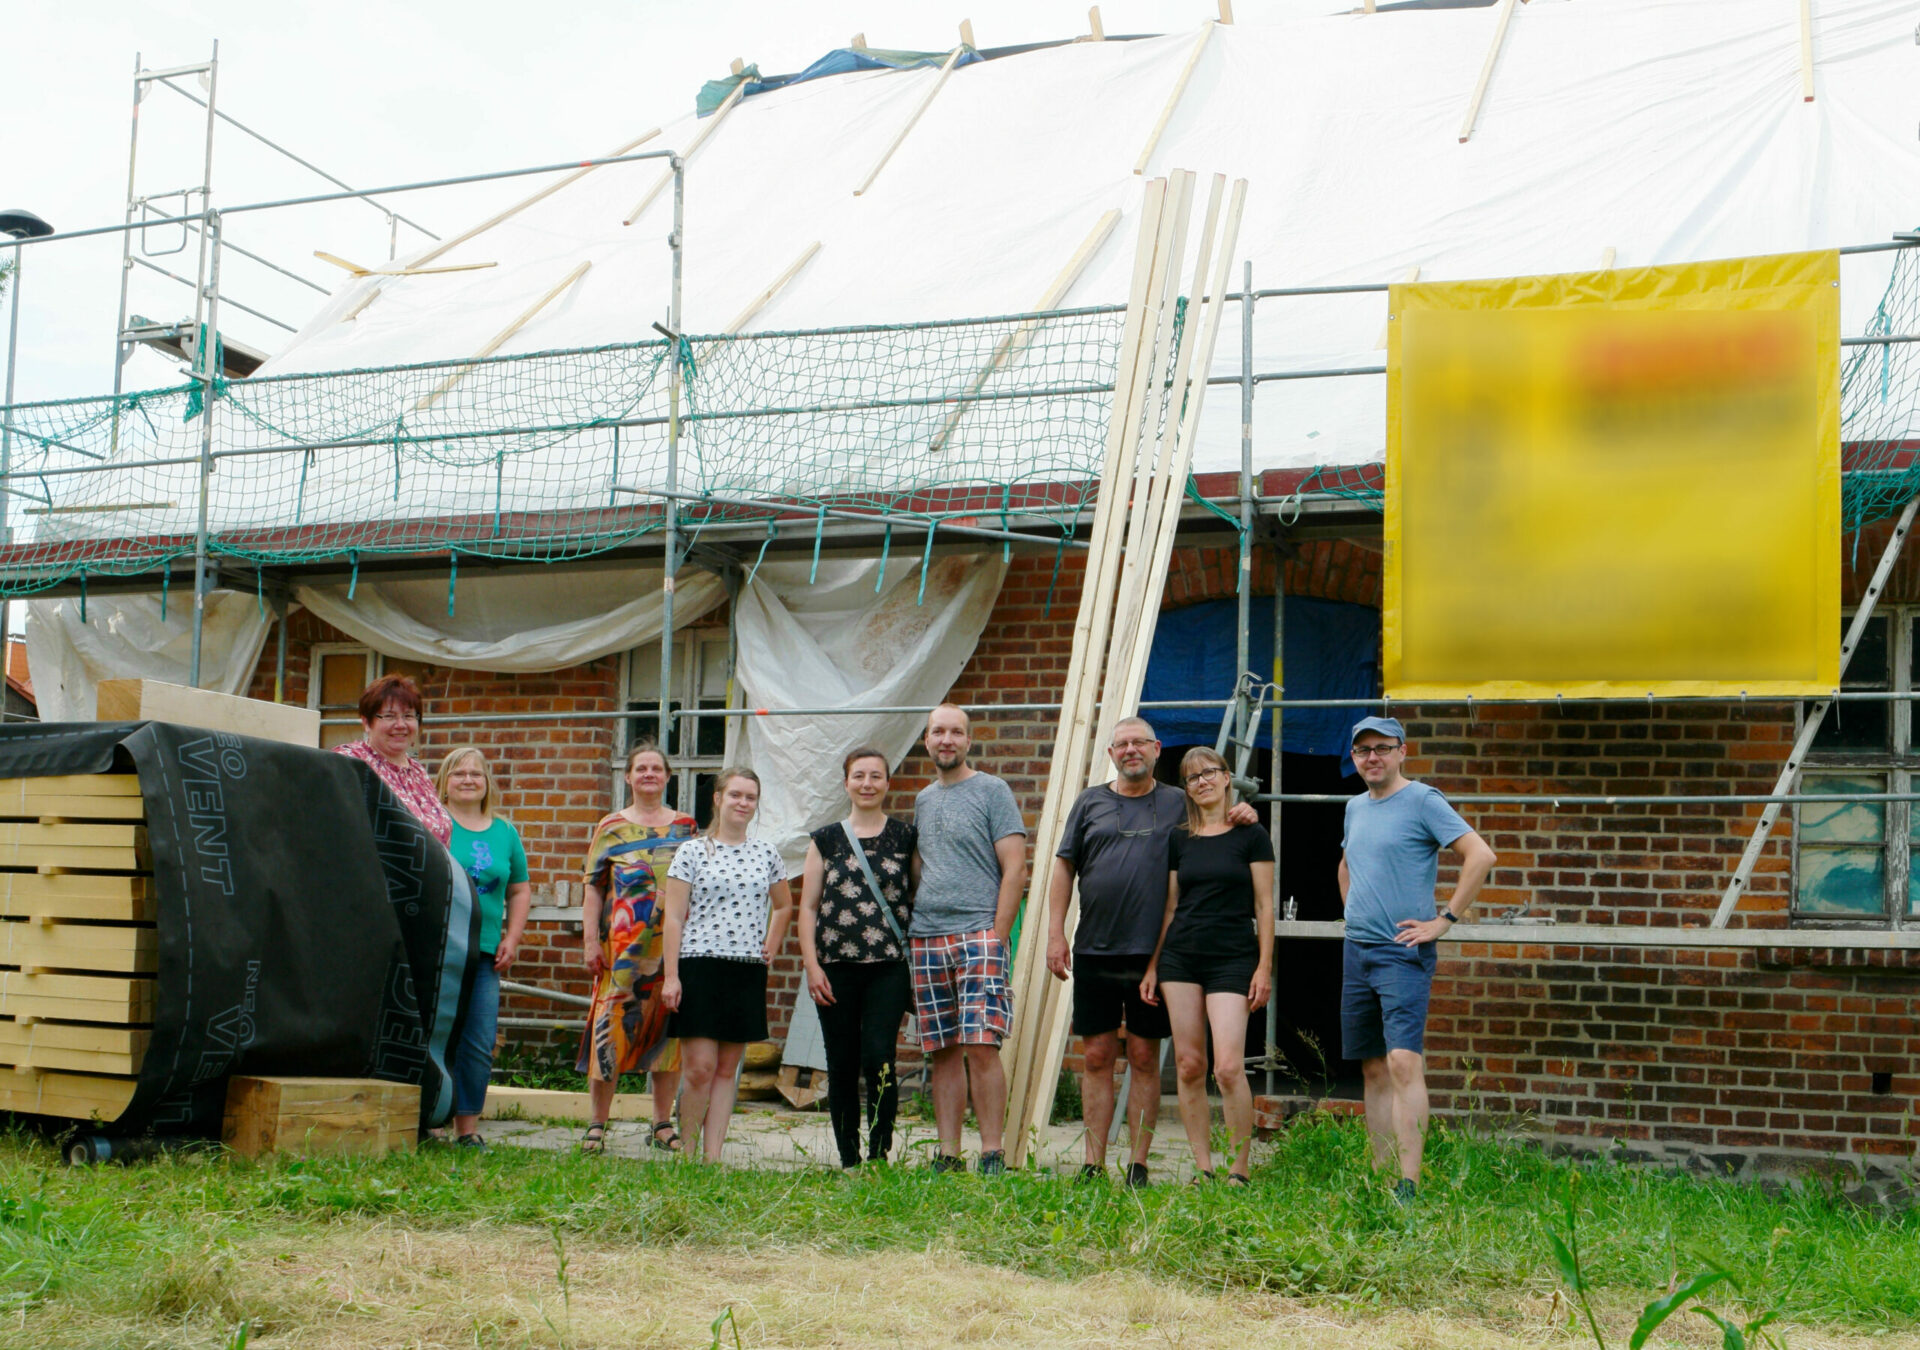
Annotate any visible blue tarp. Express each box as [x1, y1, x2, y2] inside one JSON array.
[[697, 48, 986, 116], [1137, 596, 1379, 760]]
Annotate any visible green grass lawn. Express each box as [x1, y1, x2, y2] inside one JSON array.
[[3, 1115, 1918, 1347]]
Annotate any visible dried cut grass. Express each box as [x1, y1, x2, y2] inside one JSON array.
[[19, 1226, 1920, 1350]]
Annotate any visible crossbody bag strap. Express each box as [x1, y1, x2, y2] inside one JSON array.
[[840, 820, 908, 947]]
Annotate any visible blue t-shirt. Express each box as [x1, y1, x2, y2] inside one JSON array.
[[1340, 781, 1472, 945], [451, 816, 529, 955]]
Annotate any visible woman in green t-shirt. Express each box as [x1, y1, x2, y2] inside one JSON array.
[[436, 746, 532, 1147]]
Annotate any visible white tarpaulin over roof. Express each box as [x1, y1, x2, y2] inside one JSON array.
[[262, 0, 1920, 474]]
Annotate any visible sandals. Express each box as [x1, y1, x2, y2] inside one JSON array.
[[1225, 1171, 1251, 1187], [649, 1120, 683, 1153], [579, 1122, 608, 1155]]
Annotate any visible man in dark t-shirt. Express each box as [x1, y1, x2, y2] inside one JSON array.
[[1046, 715, 1255, 1186]]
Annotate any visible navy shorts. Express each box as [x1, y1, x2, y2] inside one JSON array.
[[1340, 940, 1438, 1060]]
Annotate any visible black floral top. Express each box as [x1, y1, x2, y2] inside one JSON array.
[[809, 817, 917, 964]]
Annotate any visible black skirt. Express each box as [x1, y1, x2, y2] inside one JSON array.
[[669, 956, 769, 1044]]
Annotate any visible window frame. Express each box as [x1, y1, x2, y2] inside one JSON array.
[[1793, 610, 1917, 928], [615, 624, 735, 827]]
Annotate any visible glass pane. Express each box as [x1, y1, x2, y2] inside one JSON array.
[[1799, 774, 1886, 843], [628, 641, 662, 702], [697, 635, 731, 698], [691, 771, 717, 829], [1814, 617, 1890, 751], [695, 700, 728, 758], [1798, 846, 1886, 916], [1909, 850, 1920, 915]]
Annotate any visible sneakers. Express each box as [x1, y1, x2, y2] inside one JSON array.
[[930, 1153, 967, 1175], [454, 1133, 486, 1150], [1393, 1178, 1418, 1205], [1125, 1163, 1151, 1189], [977, 1150, 1007, 1177]]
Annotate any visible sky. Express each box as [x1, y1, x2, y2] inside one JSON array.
[[0, 0, 1273, 404]]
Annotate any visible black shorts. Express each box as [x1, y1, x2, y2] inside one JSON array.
[[669, 957, 769, 1044], [1156, 946, 1259, 998], [1072, 954, 1172, 1040]]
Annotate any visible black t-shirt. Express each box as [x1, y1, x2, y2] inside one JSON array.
[[1163, 824, 1276, 960], [809, 817, 917, 964], [1058, 782, 1187, 956]]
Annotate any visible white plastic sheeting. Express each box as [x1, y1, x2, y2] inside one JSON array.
[[735, 553, 1007, 867], [25, 592, 272, 724], [293, 567, 728, 673], [257, 0, 1920, 473]]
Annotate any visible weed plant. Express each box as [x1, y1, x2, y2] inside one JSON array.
[[3, 1116, 1918, 1336]]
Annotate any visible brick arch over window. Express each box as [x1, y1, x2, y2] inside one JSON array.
[[1160, 540, 1381, 611]]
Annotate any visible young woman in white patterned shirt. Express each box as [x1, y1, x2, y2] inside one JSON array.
[[798, 746, 917, 1168], [660, 767, 793, 1163]]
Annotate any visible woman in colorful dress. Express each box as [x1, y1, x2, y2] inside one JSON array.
[[334, 674, 451, 846], [436, 745, 531, 1149], [576, 741, 697, 1155], [798, 746, 916, 1169], [661, 767, 793, 1164]]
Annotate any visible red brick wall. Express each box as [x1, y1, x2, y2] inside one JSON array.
[[246, 535, 1920, 1172]]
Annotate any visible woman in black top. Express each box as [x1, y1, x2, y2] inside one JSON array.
[[799, 745, 917, 1168], [1141, 746, 1276, 1184]]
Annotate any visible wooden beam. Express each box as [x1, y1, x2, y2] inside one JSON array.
[[1134, 24, 1214, 175], [0, 970, 155, 1024], [1458, 0, 1520, 143], [0, 872, 153, 924], [0, 1019, 148, 1076], [930, 208, 1121, 451], [851, 33, 868, 51], [313, 251, 496, 279], [0, 1069, 135, 1122], [1217, 0, 1234, 22], [1599, 246, 1617, 270], [0, 921, 156, 975], [853, 45, 966, 196], [415, 262, 592, 411], [97, 678, 320, 745], [729, 57, 745, 76], [223, 1076, 421, 1158], [416, 128, 660, 267], [723, 240, 822, 335], [960, 19, 976, 49], [624, 83, 745, 226], [341, 286, 381, 323], [1798, 0, 1815, 101], [1087, 7, 1104, 40]]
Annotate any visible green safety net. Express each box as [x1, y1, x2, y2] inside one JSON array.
[[1839, 243, 1920, 534], [0, 306, 1125, 598]]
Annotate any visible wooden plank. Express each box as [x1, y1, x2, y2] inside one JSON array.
[[853, 44, 966, 197], [483, 1085, 647, 1123], [0, 821, 148, 872], [96, 679, 321, 747], [340, 285, 382, 323], [0, 1019, 148, 1076], [413, 128, 661, 268], [0, 1069, 135, 1121], [0, 872, 154, 923], [414, 262, 593, 411], [723, 240, 822, 335], [1217, 0, 1234, 21], [623, 82, 746, 226], [1134, 24, 1214, 175], [222, 1076, 421, 1158], [0, 795, 145, 823], [1798, 0, 1815, 101], [0, 775, 141, 801], [930, 208, 1122, 451], [0, 970, 154, 1023], [1086, 7, 1104, 41], [0, 921, 156, 974], [1458, 0, 1520, 143]]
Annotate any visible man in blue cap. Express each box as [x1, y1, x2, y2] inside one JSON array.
[[1339, 715, 1496, 1203]]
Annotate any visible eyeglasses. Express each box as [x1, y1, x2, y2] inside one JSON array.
[[373, 711, 419, 725], [1351, 742, 1402, 759], [1184, 767, 1225, 786], [1111, 739, 1157, 752]]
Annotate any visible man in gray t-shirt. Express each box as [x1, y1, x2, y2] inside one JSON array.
[[911, 703, 1028, 1175], [1338, 716, 1496, 1204]]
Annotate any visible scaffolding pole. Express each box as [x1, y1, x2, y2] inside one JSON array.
[[187, 209, 224, 688], [658, 157, 685, 763]]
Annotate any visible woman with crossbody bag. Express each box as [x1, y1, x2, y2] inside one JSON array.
[[799, 746, 918, 1169]]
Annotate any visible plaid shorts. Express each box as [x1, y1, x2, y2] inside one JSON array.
[[910, 929, 1012, 1052]]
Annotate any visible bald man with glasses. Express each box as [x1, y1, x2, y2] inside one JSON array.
[[1338, 716, 1496, 1205], [1047, 715, 1256, 1186]]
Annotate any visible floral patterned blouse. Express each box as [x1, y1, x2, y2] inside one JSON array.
[[334, 739, 452, 846], [808, 817, 917, 963]]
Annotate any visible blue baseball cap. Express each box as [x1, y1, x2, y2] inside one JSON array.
[[1350, 715, 1406, 744]]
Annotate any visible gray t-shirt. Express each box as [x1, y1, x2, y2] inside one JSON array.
[[1057, 782, 1185, 957], [911, 770, 1027, 938], [1340, 781, 1472, 945]]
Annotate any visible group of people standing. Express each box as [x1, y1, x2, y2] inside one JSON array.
[[340, 672, 1496, 1196]]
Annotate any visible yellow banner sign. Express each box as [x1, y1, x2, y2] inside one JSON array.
[[1385, 251, 1839, 699]]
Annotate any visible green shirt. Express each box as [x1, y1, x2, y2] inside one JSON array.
[[450, 816, 528, 955]]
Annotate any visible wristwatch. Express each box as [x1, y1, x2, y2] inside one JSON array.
[[1437, 910, 1457, 925]]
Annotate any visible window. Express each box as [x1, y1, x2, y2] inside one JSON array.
[[307, 648, 433, 750], [621, 630, 732, 827], [1794, 613, 1917, 923]]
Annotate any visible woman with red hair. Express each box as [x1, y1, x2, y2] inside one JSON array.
[[334, 673, 451, 846]]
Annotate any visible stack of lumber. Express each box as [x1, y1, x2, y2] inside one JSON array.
[[1001, 170, 1247, 1165], [0, 774, 152, 1121]]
